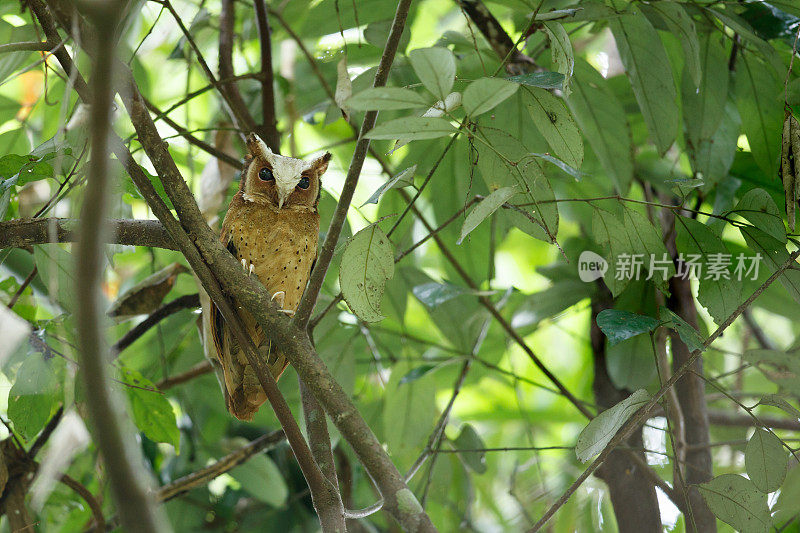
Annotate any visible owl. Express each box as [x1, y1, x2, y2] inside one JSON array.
[[210, 133, 331, 420]]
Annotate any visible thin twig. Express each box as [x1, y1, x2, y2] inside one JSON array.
[[158, 430, 286, 501], [113, 293, 201, 354]]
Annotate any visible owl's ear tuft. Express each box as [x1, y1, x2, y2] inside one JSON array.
[[312, 152, 332, 177], [246, 133, 272, 160]]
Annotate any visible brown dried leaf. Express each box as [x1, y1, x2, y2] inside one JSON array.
[[781, 114, 793, 230], [108, 263, 188, 317]]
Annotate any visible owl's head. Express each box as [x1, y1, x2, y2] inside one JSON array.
[[242, 133, 331, 210]]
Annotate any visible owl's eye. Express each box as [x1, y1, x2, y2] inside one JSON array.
[[258, 167, 274, 181], [297, 176, 310, 190]]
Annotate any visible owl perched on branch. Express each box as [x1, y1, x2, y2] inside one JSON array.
[[210, 133, 331, 420]]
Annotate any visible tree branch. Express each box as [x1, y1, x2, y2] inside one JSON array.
[[0, 218, 177, 251], [253, 0, 280, 150], [217, 0, 259, 138], [156, 360, 213, 390], [158, 430, 286, 502], [73, 3, 169, 530], [113, 293, 201, 354], [0, 40, 55, 54]]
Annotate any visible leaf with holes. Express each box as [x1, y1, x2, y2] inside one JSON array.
[[698, 474, 770, 533], [576, 389, 650, 462], [746, 428, 787, 493], [339, 223, 395, 322]]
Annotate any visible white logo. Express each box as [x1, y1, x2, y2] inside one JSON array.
[[579, 251, 608, 282]]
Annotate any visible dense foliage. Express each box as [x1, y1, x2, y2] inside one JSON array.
[[1, 0, 800, 531]]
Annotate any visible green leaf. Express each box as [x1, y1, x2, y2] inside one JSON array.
[[732, 189, 786, 243], [660, 306, 704, 352], [675, 216, 741, 324], [458, 187, 516, 244], [610, 10, 678, 154], [475, 129, 559, 242], [758, 394, 800, 420], [689, 101, 740, 188], [506, 71, 565, 90], [339, 223, 395, 322], [542, 21, 574, 95], [698, 474, 770, 533], [709, 7, 785, 75], [576, 389, 650, 462], [523, 87, 583, 169], [592, 206, 675, 295], [736, 52, 783, 178], [682, 34, 729, 147], [453, 424, 487, 474], [361, 165, 416, 206], [8, 354, 60, 440], [745, 428, 787, 493], [411, 281, 490, 307], [346, 87, 429, 110], [383, 360, 436, 465], [740, 227, 800, 305], [0, 154, 29, 179], [365, 117, 456, 141], [229, 454, 288, 507], [120, 367, 180, 451], [773, 465, 800, 527], [596, 309, 659, 346], [34, 244, 78, 311], [408, 47, 456, 100], [462, 78, 518, 116], [648, 1, 701, 88], [607, 335, 657, 390], [567, 59, 633, 192]]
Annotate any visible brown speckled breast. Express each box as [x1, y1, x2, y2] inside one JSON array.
[[211, 194, 319, 420]]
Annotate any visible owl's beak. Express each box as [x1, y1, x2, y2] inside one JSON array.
[[275, 181, 295, 210]]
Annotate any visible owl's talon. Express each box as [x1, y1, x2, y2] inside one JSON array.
[[279, 309, 295, 316], [249, 263, 255, 276], [271, 291, 286, 307], [241, 258, 247, 270]]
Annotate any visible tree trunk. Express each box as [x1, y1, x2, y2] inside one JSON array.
[[591, 284, 662, 533], [668, 275, 716, 533]]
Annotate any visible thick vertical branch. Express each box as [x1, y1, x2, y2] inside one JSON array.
[[73, 4, 169, 532], [218, 0, 260, 143], [253, 0, 280, 150], [590, 283, 661, 533], [667, 275, 716, 532], [660, 204, 716, 532]]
